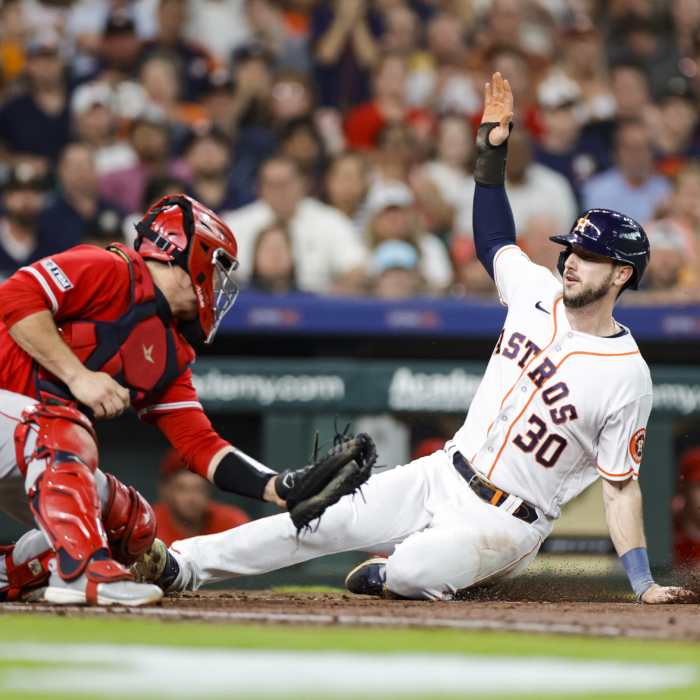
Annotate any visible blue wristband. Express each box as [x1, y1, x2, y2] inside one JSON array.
[[620, 547, 655, 600]]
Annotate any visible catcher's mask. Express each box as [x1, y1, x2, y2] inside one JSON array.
[[135, 195, 239, 344]]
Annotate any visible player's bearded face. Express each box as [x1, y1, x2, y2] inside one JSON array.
[[562, 263, 617, 309]]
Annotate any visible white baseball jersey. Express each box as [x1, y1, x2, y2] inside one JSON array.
[[451, 245, 652, 519]]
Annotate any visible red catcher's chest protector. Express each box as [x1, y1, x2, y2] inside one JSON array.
[[33, 244, 195, 415]]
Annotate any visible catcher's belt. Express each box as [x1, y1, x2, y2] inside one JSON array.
[[452, 451, 539, 525]]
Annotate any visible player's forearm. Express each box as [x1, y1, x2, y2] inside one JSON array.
[[602, 477, 646, 556], [207, 446, 285, 506], [8, 310, 87, 385], [473, 185, 517, 279]]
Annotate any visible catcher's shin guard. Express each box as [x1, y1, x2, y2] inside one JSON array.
[[102, 473, 157, 567], [14, 404, 120, 583], [0, 544, 52, 602]]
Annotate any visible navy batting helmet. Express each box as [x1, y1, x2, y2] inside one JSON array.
[[549, 209, 650, 290]]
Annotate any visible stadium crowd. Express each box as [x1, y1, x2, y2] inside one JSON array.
[[0, 0, 699, 302]]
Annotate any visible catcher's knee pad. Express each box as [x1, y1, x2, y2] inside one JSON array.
[[102, 473, 157, 567], [0, 544, 53, 602], [14, 404, 108, 581], [14, 404, 98, 475]]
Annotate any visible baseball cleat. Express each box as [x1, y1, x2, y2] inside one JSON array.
[[44, 579, 164, 607], [131, 538, 181, 592], [345, 557, 389, 597]]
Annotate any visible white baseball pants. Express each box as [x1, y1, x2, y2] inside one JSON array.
[[171, 448, 552, 600]]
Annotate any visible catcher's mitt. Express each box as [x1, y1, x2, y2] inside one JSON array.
[[275, 431, 377, 532]]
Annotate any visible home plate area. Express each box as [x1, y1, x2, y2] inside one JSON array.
[[2, 588, 700, 641]]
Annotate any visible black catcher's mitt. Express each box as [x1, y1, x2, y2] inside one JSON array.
[[275, 431, 377, 532]]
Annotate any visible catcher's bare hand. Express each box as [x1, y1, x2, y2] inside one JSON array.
[[641, 584, 693, 604], [67, 369, 130, 419], [482, 72, 513, 147]]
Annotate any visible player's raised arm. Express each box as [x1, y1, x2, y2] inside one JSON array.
[[472, 72, 518, 280]]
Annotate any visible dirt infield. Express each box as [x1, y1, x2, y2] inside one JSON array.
[[3, 586, 700, 642]]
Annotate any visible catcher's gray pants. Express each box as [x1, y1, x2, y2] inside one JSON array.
[[171, 448, 553, 600], [0, 389, 109, 590]]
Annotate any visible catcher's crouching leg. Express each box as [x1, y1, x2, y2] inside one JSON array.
[[15, 405, 162, 606]]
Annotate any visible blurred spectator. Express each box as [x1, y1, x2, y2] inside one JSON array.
[[672, 446, 700, 569], [92, 10, 145, 84], [121, 174, 189, 243], [142, 0, 214, 102], [232, 43, 275, 127], [582, 119, 672, 224], [0, 0, 28, 86], [152, 449, 251, 547], [311, 0, 383, 110], [405, 13, 480, 117], [365, 179, 452, 293], [0, 29, 70, 167], [534, 74, 611, 204], [671, 0, 700, 56], [279, 116, 325, 196], [370, 239, 425, 298], [521, 215, 563, 274], [271, 70, 315, 128], [250, 222, 297, 292], [422, 114, 474, 238], [186, 0, 253, 62], [609, 16, 682, 99], [383, 3, 423, 60], [624, 219, 700, 305], [651, 87, 700, 178], [184, 127, 251, 212], [344, 53, 434, 151], [223, 157, 367, 293], [456, 130, 578, 240], [98, 115, 191, 214], [0, 162, 48, 282], [71, 81, 138, 175], [610, 61, 653, 122], [198, 70, 278, 204], [246, 0, 311, 73], [324, 152, 368, 233], [558, 22, 616, 123], [39, 143, 125, 253], [139, 52, 209, 151], [660, 163, 700, 263]]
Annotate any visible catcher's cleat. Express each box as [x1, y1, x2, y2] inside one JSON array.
[[44, 558, 163, 607], [131, 538, 181, 593], [345, 558, 389, 597]]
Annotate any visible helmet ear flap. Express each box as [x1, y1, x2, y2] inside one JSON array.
[[557, 248, 571, 278]]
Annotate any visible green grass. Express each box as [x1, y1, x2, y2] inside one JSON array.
[[0, 613, 699, 699]]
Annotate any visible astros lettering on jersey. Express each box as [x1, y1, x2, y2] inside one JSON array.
[[450, 244, 652, 520]]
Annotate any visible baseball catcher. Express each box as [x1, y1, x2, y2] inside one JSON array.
[[0, 194, 372, 606], [133, 75, 688, 604]]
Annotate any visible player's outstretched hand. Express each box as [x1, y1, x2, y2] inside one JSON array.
[[641, 584, 694, 604], [482, 72, 513, 147], [68, 369, 131, 420]]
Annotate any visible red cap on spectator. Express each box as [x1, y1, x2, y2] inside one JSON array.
[[412, 438, 446, 461], [680, 447, 700, 484], [160, 449, 187, 480]]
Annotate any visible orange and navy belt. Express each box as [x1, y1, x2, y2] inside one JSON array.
[[452, 451, 539, 525]]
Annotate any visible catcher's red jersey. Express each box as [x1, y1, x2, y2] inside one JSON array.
[[0, 245, 229, 478]]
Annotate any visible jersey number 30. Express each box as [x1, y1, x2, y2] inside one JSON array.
[[513, 414, 571, 468]]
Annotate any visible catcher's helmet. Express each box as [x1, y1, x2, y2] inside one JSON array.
[[549, 209, 650, 290], [135, 195, 239, 343]]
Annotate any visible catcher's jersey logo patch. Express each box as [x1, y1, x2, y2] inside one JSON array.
[[630, 429, 646, 464], [40, 259, 73, 291]]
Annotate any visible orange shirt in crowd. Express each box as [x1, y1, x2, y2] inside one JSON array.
[[152, 501, 251, 547]]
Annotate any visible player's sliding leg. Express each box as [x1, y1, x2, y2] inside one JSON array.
[[157, 451, 457, 593], [16, 404, 163, 606]]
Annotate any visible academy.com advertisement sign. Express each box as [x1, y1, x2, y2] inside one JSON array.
[[192, 359, 700, 416]]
